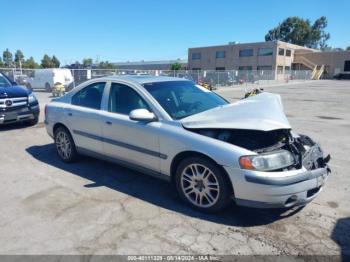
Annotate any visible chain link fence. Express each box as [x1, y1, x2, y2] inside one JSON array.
[[0, 68, 312, 91]]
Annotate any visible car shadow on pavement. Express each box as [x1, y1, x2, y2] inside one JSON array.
[[26, 143, 304, 227], [0, 122, 30, 131], [331, 217, 350, 261]]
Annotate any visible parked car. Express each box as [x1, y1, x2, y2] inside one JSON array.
[[14, 74, 31, 87], [26, 69, 73, 92], [0, 72, 39, 125], [45, 76, 330, 212]]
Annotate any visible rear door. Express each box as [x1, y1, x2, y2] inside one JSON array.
[[65, 81, 108, 154]]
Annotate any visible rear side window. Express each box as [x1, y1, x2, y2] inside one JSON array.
[[108, 83, 149, 115], [72, 82, 105, 109]]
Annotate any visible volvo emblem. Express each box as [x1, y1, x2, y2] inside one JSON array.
[[5, 99, 12, 107]]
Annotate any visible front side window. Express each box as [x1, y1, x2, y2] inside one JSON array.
[[192, 52, 201, 60], [258, 48, 273, 56], [239, 49, 253, 57], [216, 51, 226, 58], [71, 82, 105, 109], [108, 83, 149, 115], [143, 81, 227, 120]]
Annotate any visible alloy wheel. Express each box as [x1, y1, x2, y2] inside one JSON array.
[[180, 163, 220, 208], [55, 131, 72, 160]]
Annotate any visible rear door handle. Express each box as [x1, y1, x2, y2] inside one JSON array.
[[106, 121, 112, 125]]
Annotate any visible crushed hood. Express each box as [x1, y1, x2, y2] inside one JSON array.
[[181, 92, 291, 131]]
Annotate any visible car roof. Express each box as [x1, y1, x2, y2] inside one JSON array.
[[103, 75, 191, 85]]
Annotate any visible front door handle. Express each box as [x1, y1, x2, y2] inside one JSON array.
[[67, 112, 73, 116], [106, 121, 112, 125]]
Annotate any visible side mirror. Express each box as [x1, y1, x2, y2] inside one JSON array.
[[129, 109, 157, 122], [11, 81, 17, 85]]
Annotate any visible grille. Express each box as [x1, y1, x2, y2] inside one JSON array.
[[0, 97, 28, 109]]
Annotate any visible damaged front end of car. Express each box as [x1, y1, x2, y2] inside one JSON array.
[[181, 92, 331, 208]]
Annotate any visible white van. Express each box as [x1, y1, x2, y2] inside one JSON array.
[[27, 69, 74, 92]]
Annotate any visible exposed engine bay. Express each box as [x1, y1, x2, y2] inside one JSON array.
[[189, 128, 330, 171]]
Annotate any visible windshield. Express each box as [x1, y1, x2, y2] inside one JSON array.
[[0, 73, 12, 87], [143, 81, 228, 119]]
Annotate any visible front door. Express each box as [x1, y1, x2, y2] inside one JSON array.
[[101, 82, 161, 172]]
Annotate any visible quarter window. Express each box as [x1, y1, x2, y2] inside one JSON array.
[[192, 52, 201, 60], [258, 48, 273, 56], [216, 51, 226, 58], [71, 82, 105, 110], [108, 83, 149, 115], [239, 49, 253, 57]]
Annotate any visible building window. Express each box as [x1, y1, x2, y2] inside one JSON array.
[[216, 51, 226, 59], [258, 48, 273, 56], [278, 48, 285, 56], [344, 61, 350, 71], [216, 67, 225, 71], [286, 50, 292, 57], [192, 52, 201, 60], [238, 66, 253, 70], [239, 49, 253, 57], [257, 66, 273, 70], [285, 66, 291, 71], [277, 66, 284, 74], [192, 68, 201, 71]]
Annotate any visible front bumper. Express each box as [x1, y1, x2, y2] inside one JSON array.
[[224, 165, 330, 208], [0, 104, 39, 125]]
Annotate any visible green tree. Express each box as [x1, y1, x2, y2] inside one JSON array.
[[0, 57, 4, 67], [265, 16, 330, 49], [23, 57, 40, 69], [41, 54, 53, 68], [82, 58, 93, 67], [97, 61, 116, 69], [346, 46, 350, 51], [51, 55, 60, 68], [14, 50, 24, 67], [171, 63, 182, 70], [2, 48, 13, 67]]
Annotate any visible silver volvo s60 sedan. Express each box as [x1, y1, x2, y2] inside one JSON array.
[[45, 76, 330, 212]]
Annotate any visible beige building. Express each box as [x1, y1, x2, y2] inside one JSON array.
[[188, 40, 350, 79]]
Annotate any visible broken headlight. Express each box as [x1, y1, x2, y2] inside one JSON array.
[[239, 150, 295, 171]]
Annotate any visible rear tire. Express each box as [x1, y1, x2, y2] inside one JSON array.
[[54, 126, 78, 163], [45, 83, 51, 92], [175, 156, 232, 213]]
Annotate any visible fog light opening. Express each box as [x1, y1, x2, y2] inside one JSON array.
[[284, 195, 298, 207]]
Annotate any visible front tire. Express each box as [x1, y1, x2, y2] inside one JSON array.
[[175, 156, 232, 213], [54, 126, 78, 162]]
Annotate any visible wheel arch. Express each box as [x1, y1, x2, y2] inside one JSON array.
[[170, 150, 234, 194], [53, 122, 75, 145]]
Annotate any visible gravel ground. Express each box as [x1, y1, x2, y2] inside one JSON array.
[[0, 80, 349, 257]]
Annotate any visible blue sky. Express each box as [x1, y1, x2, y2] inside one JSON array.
[[1, 0, 349, 65]]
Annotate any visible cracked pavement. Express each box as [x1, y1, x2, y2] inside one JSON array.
[[0, 80, 349, 256]]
